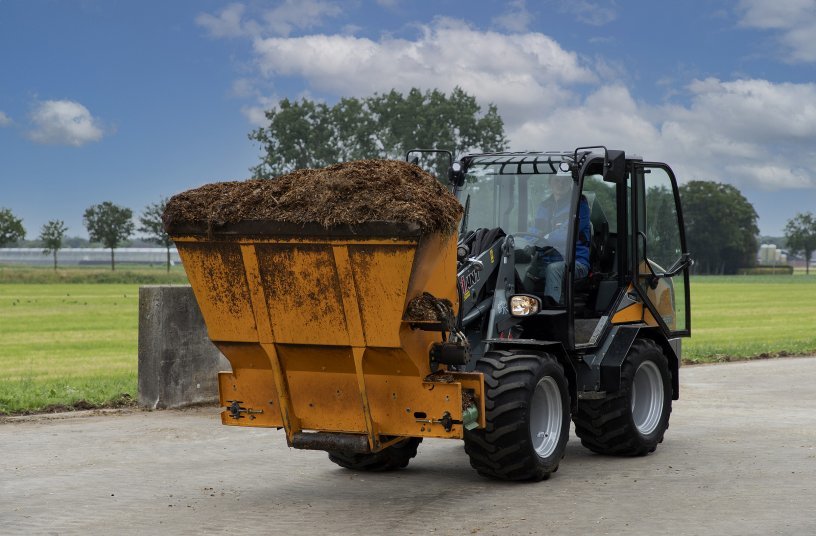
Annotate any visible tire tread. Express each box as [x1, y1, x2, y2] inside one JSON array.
[[573, 338, 672, 456], [327, 437, 422, 471], [464, 350, 570, 481]]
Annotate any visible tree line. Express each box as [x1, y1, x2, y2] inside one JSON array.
[[1, 86, 814, 275], [679, 182, 816, 275], [0, 200, 172, 272], [247, 86, 814, 275], [3, 190, 809, 276]]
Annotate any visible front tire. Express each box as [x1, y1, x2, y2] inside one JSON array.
[[573, 338, 672, 456], [464, 350, 570, 481], [327, 437, 422, 471]]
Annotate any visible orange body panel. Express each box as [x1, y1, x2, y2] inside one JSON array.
[[173, 230, 483, 450], [611, 275, 675, 329]]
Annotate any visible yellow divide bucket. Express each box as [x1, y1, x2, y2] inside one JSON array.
[[171, 221, 485, 451]]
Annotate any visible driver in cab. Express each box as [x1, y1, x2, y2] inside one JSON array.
[[524, 174, 591, 305]]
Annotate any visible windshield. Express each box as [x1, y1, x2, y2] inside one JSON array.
[[459, 156, 577, 259]]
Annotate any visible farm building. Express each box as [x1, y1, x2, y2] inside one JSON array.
[[0, 248, 180, 266]]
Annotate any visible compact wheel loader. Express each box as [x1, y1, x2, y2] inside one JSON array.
[[168, 147, 691, 482]]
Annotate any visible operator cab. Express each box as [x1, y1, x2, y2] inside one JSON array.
[[452, 149, 690, 351], [454, 153, 610, 345]]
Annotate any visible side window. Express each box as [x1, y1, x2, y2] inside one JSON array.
[[580, 174, 618, 273], [636, 165, 689, 335], [581, 174, 617, 232], [642, 173, 682, 270]]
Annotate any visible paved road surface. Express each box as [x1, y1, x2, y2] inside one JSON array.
[[3, 357, 815, 535]]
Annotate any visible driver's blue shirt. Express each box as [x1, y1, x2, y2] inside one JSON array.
[[529, 195, 591, 269]]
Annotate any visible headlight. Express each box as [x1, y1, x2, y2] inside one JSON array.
[[509, 295, 541, 317]]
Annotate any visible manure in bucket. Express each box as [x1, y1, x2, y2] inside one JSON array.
[[163, 160, 463, 235]]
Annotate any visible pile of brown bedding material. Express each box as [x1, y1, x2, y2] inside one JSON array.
[[163, 159, 462, 235]]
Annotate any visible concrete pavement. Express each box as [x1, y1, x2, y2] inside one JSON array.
[[2, 357, 815, 535]]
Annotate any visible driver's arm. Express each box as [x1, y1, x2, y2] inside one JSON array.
[[530, 202, 555, 235], [529, 203, 547, 234]]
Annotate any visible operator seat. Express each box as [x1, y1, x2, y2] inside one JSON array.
[[573, 193, 610, 316]]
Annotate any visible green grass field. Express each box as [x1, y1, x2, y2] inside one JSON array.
[[0, 265, 188, 414], [0, 283, 141, 414], [0, 264, 189, 284], [684, 275, 816, 363], [1, 269, 814, 414]]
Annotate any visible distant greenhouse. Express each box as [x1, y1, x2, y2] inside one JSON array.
[[0, 248, 180, 266]]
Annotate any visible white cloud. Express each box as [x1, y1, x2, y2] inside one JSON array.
[[342, 24, 363, 35], [510, 77, 816, 190], [658, 78, 816, 188], [674, 78, 816, 143], [197, 1, 343, 39], [0, 111, 11, 126], [737, 0, 812, 29], [510, 84, 662, 156], [492, 0, 533, 33], [196, 3, 249, 38], [242, 105, 269, 127], [263, 0, 343, 37], [738, 0, 816, 62], [27, 100, 104, 146], [241, 94, 281, 127], [548, 0, 618, 26], [202, 8, 816, 193], [230, 78, 257, 98], [251, 18, 595, 126]]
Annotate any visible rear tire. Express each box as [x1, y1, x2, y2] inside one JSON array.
[[573, 338, 672, 456], [464, 350, 570, 481], [327, 437, 421, 471]]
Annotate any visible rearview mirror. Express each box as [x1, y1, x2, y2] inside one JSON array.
[[604, 150, 626, 183]]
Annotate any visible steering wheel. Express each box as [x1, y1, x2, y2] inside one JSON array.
[[513, 231, 547, 241], [512, 232, 551, 248]]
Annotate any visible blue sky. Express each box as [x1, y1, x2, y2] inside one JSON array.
[[1, 0, 815, 239]]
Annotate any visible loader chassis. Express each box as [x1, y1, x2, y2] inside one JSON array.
[[171, 148, 691, 482]]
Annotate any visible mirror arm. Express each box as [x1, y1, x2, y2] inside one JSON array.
[[637, 231, 660, 289], [662, 252, 693, 278]]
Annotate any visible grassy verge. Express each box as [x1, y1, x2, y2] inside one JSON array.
[[1, 272, 815, 414], [0, 264, 189, 284], [0, 283, 143, 414], [683, 274, 816, 363]]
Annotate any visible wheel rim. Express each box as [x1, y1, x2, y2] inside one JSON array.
[[631, 360, 664, 436], [529, 376, 563, 458]]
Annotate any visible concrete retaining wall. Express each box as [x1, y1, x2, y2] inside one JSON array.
[[138, 285, 231, 409]]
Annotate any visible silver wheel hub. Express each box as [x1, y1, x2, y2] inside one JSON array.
[[631, 360, 664, 436], [529, 376, 563, 458]]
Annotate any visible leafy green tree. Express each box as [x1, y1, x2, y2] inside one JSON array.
[[40, 220, 68, 270], [367, 87, 507, 179], [139, 198, 173, 272], [679, 181, 759, 274], [249, 87, 508, 181], [0, 207, 25, 247], [784, 212, 816, 275], [83, 201, 134, 271], [250, 99, 337, 176]]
